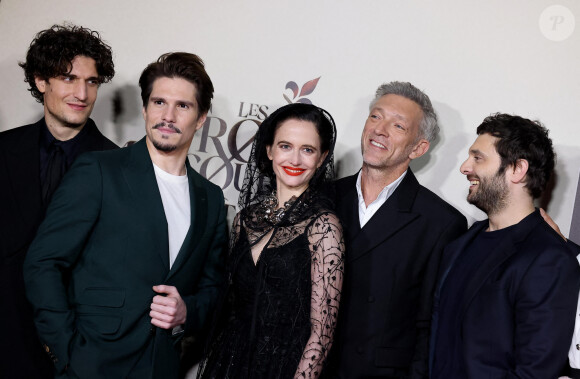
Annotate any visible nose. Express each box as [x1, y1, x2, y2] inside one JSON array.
[[459, 158, 471, 175], [73, 81, 88, 101], [373, 118, 389, 137], [162, 106, 176, 123], [289, 149, 302, 166]]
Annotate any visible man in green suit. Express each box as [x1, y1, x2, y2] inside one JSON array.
[[24, 52, 227, 379]]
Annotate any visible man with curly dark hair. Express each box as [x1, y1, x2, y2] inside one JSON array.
[[0, 24, 117, 379], [430, 114, 580, 378]]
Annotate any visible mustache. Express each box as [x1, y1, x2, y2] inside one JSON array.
[[152, 122, 182, 134]]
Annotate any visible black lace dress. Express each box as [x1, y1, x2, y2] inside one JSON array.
[[197, 205, 344, 379]]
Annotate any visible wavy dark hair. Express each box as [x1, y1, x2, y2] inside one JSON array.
[[477, 113, 555, 199], [19, 23, 115, 104], [139, 52, 214, 115]]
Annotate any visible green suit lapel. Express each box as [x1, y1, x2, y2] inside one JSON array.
[[121, 138, 170, 271]]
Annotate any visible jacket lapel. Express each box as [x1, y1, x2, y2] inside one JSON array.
[[347, 169, 420, 263], [455, 210, 543, 320], [121, 138, 170, 271], [336, 174, 361, 245], [436, 221, 488, 295], [166, 159, 208, 280]]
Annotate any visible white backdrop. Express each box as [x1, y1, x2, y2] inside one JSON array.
[[1, 0, 579, 234]]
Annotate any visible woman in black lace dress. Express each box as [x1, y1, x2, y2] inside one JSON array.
[[197, 103, 344, 379]]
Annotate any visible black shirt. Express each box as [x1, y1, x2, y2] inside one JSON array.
[[39, 118, 90, 193], [432, 225, 515, 378]]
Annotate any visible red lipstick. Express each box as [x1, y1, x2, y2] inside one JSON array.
[[282, 166, 306, 176]]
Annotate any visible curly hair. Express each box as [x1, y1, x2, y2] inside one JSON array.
[[139, 52, 214, 115], [477, 113, 555, 199], [19, 23, 115, 103]]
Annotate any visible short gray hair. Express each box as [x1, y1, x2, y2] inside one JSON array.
[[370, 81, 439, 142]]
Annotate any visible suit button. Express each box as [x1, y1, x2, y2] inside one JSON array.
[[356, 346, 364, 354], [368, 296, 375, 303]]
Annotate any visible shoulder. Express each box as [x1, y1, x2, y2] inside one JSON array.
[[100, 136, 118, 150], [0, 121, 41, 144], [335, 173, 357, 191], [524, 219, 579, 261], [414, 184, 465, 221], [76, 144, 128, 164], [83, 118, 118, 150], [307, 209, 343, 234]]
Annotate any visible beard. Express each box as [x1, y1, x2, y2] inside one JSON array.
[[151, 122, 181, 152], [467, 170, 509, 215], [152, 139, 177, 152]]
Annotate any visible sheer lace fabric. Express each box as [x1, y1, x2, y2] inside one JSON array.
[[198, 103, 343, 378], [197, 205, 344, 379]]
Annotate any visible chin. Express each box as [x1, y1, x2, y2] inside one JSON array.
[[152, 140, 178, 152]]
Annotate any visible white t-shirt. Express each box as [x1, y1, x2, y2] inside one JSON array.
[[356, 170, 407, 228], [568, 254, 580, 369], [153, 164, 190, 268]]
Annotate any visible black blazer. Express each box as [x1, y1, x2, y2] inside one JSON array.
[[430, 209, 580, 378], [327, 170, 467, 378], [0, 118, 117, 379], [24, 138, 227, 379]]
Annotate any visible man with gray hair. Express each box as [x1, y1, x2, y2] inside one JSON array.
[[325, 82, 466, 378]]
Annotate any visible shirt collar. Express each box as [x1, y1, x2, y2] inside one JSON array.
[[356, 168, 408, 208]]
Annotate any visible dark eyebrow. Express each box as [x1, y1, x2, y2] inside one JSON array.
[[177, 100, 196, 108], [59, 74, 100, 82], [470, 148, 485, 156]]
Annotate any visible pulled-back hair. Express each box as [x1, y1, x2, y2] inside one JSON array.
[[477, 113, 555, 198], [19, 23, 115, 104], [255, 103, 335, 177], [372, 81, 439, 142], [138, 52, 214, 115]]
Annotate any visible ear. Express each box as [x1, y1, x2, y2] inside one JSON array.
[[35, 77, 47, 94], [195, 113, 208, 131], [142, 106, 147, 121], [409, 139, 430, 160], [266, 145, 273, 160], [317, 151, 329, 169], [509, 159, 529, 184]]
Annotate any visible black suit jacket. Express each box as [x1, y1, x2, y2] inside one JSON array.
[[0, 118, 117, 379], [24, 138, 227, 379], [327, 170, 466, 378], [430, 210, 580, 378]]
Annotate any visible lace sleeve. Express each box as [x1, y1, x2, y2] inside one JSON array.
[[295, 211, 345, 378], [229, 211, 242, 248]]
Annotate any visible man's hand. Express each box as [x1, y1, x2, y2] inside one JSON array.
[[150, 285, 187, 329]]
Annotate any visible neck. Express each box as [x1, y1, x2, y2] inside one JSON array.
[[487, 195, 535, 231], [146, 138, 188, 176], [45, 115, 85, 141], [360, 164, 407, 206], [276, 185, 307, 207]]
